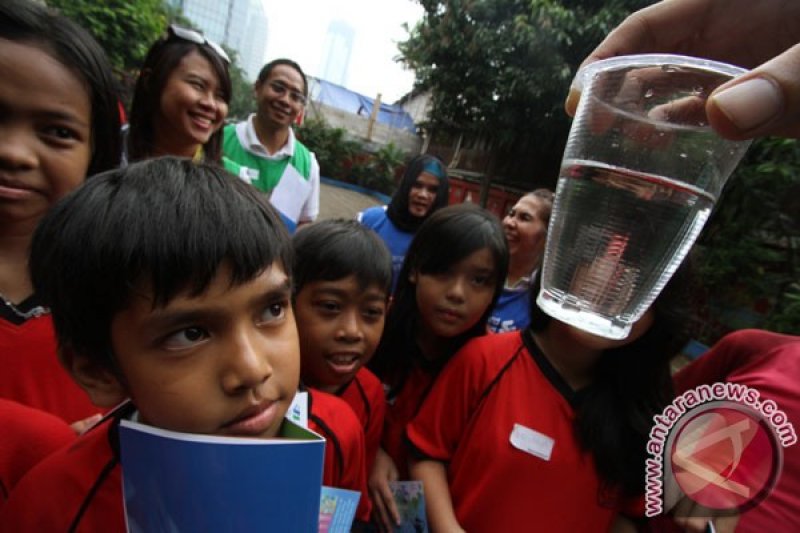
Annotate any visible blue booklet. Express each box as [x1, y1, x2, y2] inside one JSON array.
[[119, 418, 325, 533], [390, 481, 429, 533], [318, 486, 360, 532]]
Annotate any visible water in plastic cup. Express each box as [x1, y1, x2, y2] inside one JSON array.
[[537, 55, 753, 339]]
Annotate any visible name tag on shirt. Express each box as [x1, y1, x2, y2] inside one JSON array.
[[222, 157, 259, 184], [240, 166, 259, 184], [510, 423, 554, 461]]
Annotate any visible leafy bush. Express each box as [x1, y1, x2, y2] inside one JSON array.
[[349, 143, 406, 195], [692, 137, 800, 341], [296, 118, 406, 196], [296, 116, 361, 181]]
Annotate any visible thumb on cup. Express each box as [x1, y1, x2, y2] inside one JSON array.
[[708, 42, 800, 140]]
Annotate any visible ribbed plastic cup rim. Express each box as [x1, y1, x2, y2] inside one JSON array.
[[573, 53, 749, 92]]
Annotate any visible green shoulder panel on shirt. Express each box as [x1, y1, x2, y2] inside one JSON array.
[[223, 124, 312, 194]]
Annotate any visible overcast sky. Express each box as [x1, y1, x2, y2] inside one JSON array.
[[261, 0, 424, 103]]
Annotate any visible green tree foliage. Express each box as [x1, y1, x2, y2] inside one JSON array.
[[47, 0, 169, 75], [48, 1, 253, 115], [695, 137, 800, 338], [350, 143, 406, 195], [398, 0, 652, 178], [222, 46, 255, 121], [296, 117, 361, 180], [297, 117, 405, 195]]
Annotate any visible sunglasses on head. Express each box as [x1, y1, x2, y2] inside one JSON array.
[[167, 24, 230, 64]]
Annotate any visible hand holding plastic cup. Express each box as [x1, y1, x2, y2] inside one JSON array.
[[538, 54, 753, 339]]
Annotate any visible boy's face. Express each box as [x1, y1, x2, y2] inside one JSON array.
[[108, 262, 299, 439], [294, 275, 387, 393]]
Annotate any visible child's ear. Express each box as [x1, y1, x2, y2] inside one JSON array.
[[59, 348, 127, 408]]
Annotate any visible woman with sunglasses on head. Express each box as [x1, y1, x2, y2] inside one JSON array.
[[222, 58, 320, 233], [126, 25, 231, 163]]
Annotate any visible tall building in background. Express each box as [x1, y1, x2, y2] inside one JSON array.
[[239, 2, 268, 81], [319, 20, 354, 87], [168, 0, 268, 81]]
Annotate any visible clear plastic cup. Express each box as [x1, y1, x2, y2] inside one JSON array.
[[537, 54, 753, 339]]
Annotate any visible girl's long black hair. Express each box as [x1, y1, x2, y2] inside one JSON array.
[[369, 203, 508, 397], [529, 259, 693, 500]]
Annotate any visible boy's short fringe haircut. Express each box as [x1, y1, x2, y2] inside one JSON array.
[[292, 219, 392, 296], [30, 157, 292, 369]]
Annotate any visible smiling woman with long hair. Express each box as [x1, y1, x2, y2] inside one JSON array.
[[126, 25, 231, 163]]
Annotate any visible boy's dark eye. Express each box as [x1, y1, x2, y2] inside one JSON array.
[[185, 328, 204, 340], [260, 302, 287, 323], [163, 326, 210, 350]]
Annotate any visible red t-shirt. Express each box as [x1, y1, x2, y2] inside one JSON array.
[[382, 363, 437, 480], [407, 330, 621, 532], [308, 388, 371, 522], [338, 367, 386, 473], [653, 329, 800, 533], [0, 399, 75, 509], [0, 314, 99, 423], [0, 408, 125, 531]]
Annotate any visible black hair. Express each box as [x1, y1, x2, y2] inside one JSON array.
[[292, 219, 392, 296], [0, 0, 121, 175], [128, 30, 231, 163], [528, 258, 693, 500], [369, 203, 509, 395], [30, 157, 292, 370], [386, 154, 449, 232], [256, 58, 308, 96]]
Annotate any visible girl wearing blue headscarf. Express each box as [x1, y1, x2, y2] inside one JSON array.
[[358, 154, 449, 292]]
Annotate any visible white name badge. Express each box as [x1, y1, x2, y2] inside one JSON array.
[[509, 423, 554, 461], [240, 166, 259, 184]]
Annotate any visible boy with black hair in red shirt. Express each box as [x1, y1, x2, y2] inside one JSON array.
[[1, 158, 301, 530], [293, 219, 393, 522]]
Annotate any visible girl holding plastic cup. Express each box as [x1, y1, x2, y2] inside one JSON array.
[[408, 266, 692, 532]]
